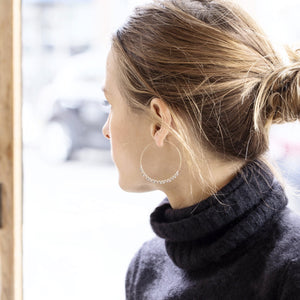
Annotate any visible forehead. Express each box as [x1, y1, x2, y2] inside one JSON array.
[[105, 50, 118, 92], [104, 49, 127, 104], [106, 50, 112, 69], [106, 50, 116, 79]]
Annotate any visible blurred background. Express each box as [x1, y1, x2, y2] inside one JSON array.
[[22, 0, 300, 299]]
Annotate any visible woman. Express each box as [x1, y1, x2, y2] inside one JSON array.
[[102, 0, 300, 299]]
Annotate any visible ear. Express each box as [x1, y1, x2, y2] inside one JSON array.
[[150, 98, 172, 147]]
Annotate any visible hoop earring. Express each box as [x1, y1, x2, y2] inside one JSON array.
[[140, 141, 182, 184]]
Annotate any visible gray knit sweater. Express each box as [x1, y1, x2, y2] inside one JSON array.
[[126, 161, 300, 299]]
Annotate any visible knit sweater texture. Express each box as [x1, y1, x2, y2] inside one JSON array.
[[125, 161, 300, 299]]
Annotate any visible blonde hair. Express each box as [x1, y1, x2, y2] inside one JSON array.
[[112, 0, 300, 177]]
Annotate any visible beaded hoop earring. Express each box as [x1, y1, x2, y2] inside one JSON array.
[[140, 141, 182, 184]]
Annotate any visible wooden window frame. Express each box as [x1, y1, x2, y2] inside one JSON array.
[[0, 0, 23, 299]]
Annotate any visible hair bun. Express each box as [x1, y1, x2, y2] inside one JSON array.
[[254, 53, 300, 129]]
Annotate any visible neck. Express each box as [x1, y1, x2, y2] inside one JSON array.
[[150, 159, 287, 271], [162, 158, 244, 209]]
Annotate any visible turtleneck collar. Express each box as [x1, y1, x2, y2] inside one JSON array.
[[150, 160, 288, 271]]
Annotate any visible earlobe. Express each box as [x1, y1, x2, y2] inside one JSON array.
[[150, 98, 172, 147], [153, 130, 165, 148]]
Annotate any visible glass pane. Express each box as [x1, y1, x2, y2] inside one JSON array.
[[22, 1, 162, 299], [22, 1, 300, 299]]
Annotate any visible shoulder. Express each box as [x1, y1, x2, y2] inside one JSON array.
[[277, 208, 300, 253], [128, 237, 166, 270], [125, 237, 167, 299], [278, 257, 300, 299], [268, 208, 300, 265], [281, 207, 300, 228], [273, 208, 300, 298]]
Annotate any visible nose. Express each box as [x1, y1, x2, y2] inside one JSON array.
[[102, 114, 111, 140]]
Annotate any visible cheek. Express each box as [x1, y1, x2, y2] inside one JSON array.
[[109, 117, 127, 159], [110, 126, 140, 168], [109, 111, 149, 168]]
